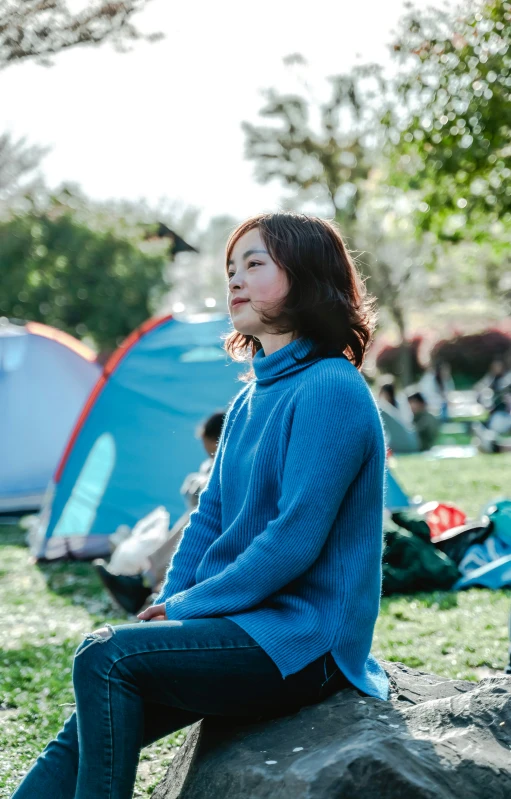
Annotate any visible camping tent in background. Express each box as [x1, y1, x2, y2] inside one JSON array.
[[32, 314, 245, 561], [385, 468, 412, 511], [0, 319, 100, 514]]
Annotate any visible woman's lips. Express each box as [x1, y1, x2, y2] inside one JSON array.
[[232, 299, 249, 309]]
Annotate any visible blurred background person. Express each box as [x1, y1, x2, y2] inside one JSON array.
[[417, 361, 455, 421], [408, 391, 439, 451], [476, 358, 511, 419]]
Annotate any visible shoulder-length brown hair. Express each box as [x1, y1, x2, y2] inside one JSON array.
[[224, 211, 376, 371]]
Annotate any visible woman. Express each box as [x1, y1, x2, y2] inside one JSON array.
[[13, 212, 388, 799]]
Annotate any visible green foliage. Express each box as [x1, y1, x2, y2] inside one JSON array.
[[0, 196, 170, 351], [243, 5, 511, 342], [386, 0, 511, 245]]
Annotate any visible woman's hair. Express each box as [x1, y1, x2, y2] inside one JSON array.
[[223, 212, 376, 372]]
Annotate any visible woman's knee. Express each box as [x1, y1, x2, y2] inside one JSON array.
[[73, 624, 116, 679]]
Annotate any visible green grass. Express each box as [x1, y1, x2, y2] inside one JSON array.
[[391, 451, 510, 518], [374, 453, 511, 680], [0, 528, 184, 797], [1, 452, 511, 796]]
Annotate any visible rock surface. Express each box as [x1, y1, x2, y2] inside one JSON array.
[[153, 661, 511, 799]]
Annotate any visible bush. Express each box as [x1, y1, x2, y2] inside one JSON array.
[[431, 330, 511, 382], [0, 200, 170, 351], [375, 336, 425, 384]]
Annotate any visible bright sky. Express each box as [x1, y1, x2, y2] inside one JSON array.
[[2, 0, 459, 225]]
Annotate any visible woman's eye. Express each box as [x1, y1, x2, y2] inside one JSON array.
[[227, 262, 260, 278]]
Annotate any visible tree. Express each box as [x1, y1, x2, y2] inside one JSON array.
[[243, 58, 385, 227], [161, 214, 239, 315], [0, 1, 161, 204], [0, 132, 47, 204], [0, 0, 161, 68], [385, 0, 511, 248], [0, 192, 171, 351], [242, 58, 427, 381]]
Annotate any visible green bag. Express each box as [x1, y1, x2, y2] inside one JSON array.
[[382, 512, 459, 596]]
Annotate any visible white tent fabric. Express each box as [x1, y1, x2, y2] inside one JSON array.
[[0, 320, 100, 512]]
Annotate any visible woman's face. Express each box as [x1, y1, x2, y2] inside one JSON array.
[[226, 227, 290, 338]]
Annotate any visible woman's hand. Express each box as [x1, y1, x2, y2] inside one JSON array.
[[138, 603, 167, 621]]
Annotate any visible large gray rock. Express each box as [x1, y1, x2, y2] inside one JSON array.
[[153, 662, 511, 799]]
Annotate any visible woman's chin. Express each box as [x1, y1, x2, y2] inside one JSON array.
[[230, 319, 260, 337]]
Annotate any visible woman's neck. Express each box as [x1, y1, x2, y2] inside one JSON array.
[[258, 331, 296, 356]]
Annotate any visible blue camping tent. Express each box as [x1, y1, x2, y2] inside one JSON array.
[[385, 469, 412, 511], [32, 314, 246, 560], [0, 320, 100, 513]]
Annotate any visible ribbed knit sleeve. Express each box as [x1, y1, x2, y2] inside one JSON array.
[[162, 371, 373, 620]]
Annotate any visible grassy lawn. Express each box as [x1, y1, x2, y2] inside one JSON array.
[[0, 528, 185, 797], [1, 452, 511, 797]]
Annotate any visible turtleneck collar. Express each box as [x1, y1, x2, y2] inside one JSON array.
[[252, 336, 321, 386]]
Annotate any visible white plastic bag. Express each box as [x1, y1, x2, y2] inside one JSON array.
[[108, 506, 170, 575], [108, 524, 132, 552]]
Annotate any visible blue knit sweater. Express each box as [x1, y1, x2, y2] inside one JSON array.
[[154, 337, 389, 700]]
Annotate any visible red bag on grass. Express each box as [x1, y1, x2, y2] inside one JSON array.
[[418, 501, 467, 539]]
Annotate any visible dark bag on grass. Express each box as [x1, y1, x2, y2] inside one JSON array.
[[382, 515, 459, 596], [392, 509, 492, 566], [431, 521, 492, 565]]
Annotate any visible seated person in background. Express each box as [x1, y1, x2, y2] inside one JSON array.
[[475, 358, 509, 412], [379, 382, 399, 409], [377, 380, 419, 453], [418, 361, 454, 421], [488, 386, 511, 436], [408, 391, 439, 451], [94, 411, 226, 614], [379, 382, 395, 405], [378, 381, 412, 423]]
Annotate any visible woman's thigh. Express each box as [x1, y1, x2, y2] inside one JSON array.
[[75, 617, 292, 720]]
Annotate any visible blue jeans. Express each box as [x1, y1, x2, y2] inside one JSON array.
[[12, 617, 348, 799]]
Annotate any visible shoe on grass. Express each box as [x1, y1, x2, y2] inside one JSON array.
[[93, 559, 152, 614]]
